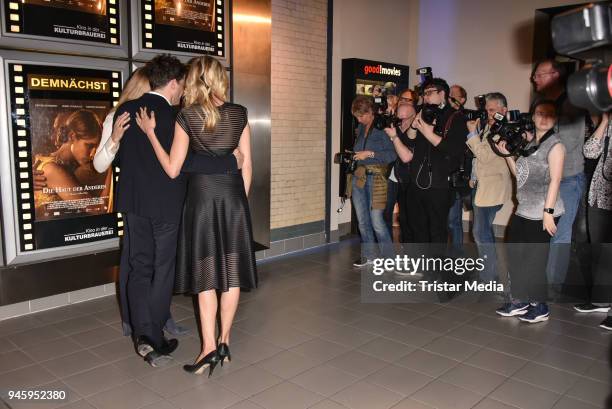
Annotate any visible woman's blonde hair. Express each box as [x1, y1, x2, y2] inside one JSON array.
[[113, 68, 150, 113], [184, 56, 228, 129]]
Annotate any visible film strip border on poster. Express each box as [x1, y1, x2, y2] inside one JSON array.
[[4, 0, 121, 45], [7, 63, 124, 252], [141, 0, 225, 57]]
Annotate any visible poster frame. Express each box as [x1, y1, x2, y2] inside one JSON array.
[[0, 0, 129, 59], [131, 0, 230, 66], [0, 50, 130, 266]]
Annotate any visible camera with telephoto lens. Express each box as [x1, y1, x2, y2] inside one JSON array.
[[372, 95, 401, 130], [488, 111, 531, 156], [334, 151, 357, 173]]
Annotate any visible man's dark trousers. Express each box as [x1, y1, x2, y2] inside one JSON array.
[[126, 213, 178, 348]]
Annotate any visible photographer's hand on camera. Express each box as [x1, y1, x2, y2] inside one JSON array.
[[353, 151, 375, 161]]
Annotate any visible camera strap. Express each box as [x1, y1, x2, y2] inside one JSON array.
[[519, 128, 555, 157]]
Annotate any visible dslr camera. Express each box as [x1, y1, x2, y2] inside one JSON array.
[[488, 110, 534, 156], [462, 94, 488, 123], [334, 150, 357, 173], [372, 95, 401, 130]]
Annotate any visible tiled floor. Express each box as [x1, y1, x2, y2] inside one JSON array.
[[0, 241, 611, 409]]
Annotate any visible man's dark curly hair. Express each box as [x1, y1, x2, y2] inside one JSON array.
[[143, 54, 188, 90]]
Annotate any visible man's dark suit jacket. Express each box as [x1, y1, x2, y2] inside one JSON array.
[[114, 93, 237, 224]]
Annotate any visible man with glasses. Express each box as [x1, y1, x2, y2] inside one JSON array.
[[532, 59, 590, 296], [405, 78, 468, 243], [399, 89, 417, 106]]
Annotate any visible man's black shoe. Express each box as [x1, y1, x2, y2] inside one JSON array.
[[135, 336, 173, 368], [599, 317, 612, 331], [158, 337, 179, 355]]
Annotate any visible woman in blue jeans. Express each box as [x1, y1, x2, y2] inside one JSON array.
[[349, 95, 397, 267]]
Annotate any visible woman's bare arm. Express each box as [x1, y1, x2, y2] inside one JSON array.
[[238, 124, 253, 196]]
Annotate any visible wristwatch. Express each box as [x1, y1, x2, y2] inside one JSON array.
[[543, 208, 554, 214]]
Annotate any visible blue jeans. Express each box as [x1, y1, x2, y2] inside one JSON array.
[[473, 203, 503, 282], [547, 172, 586, 284], [448, 191, 463, 245], [352, 175, 393, 260]]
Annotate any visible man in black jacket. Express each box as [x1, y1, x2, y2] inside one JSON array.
[[115, 55, 240, 366], [407, 78, 468, 243]]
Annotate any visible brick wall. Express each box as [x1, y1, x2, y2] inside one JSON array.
[[270, 0, 328, 230]]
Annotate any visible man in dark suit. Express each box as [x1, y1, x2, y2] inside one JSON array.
[[114, 55, 240, 367]]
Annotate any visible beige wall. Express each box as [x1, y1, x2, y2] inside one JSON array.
[[330, 0, 419, 230], [270, 0, 328, 229]]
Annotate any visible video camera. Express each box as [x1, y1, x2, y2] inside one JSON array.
[[551, 3, 612, 112], [488, 110, 534, 157]]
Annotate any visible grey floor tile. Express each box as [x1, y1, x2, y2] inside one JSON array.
[[0, 315, 46, 337], [62, 363, 132, 397], [167, 381, 243, 409], [488, 379, 561, 409], [253, 350, 316, 379], [390, 398, 436, 409], [410, 379, 484, 409], [3, 379, 80, 409], [549, 335, 609, 361], [532, 347, 596, 375], [0, 349, 35, 373], [318, 325, 378, 348], [552, 396, 603, 409], [226, 401, 266, 409], [583, 360, 611, 383], [486, 335, 544, 360], [139, 401, 176, 409], [57, 400, 98, 409], [229, 338, 284, 365], [87, 337, 134, 362], [0, 363, 57, 389], [290, 365, 360, 397], [395, 349, 459, 378], [289, 338, 350, 365], [8, 324, 65, 348], [0, 337, 18, 354], [356, 337, 417, 363], [253, 325, 315, 349], [346, 316, 406, 336], [439, 363, 507, 396], [41, 350, 106, 378], [331, 380, 404, 409], [565, 376, 610, 408], [215, 365, 283, 398], [472, 398, 523, 409], [53, 316, 106, 336], [137, 363, 212, 399], [512, 362, 580, 394], [326, 350, 388, 378], [367, 364, 433, 397], [408, 315, 462, 334], [250, 381, 324, 409], [421, 336, 481, 362], [113, 355, 166, 379], [446, 325, 500, 347], [21, 336, 84, 363], [309, 400, 349, 409], [90, 308, 122, 325], [87, 380, 162, 409], [383, 325, 439, 348], [69, 326, 122, 348], [464, 348, 528, 377]]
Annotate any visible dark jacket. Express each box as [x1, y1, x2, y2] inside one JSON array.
[[114, 93, 236, 223], [407, 104, 468, 190]]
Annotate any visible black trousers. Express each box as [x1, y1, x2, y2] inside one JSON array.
[[397, 182, 414, 242], [588, 207, 612, 303], [507, 214, 554, 302], [407, 186, 453, 243], [126, 213, 179, 347]]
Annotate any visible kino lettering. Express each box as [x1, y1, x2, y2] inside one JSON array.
[[363, 65, 402, 77]]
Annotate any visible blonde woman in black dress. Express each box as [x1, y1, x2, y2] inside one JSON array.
[[135, 56, 257, 377]]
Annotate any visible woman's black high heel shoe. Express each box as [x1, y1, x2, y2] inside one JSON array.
[[183, 350, 220, 377], [218, 343, 231, 367]]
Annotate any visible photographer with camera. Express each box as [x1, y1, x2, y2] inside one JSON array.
[[407, 78, 469, 243], [466, 92, 513, 282], [384, 103, 416, 244], [348, 95, 397, 267], [496, 99, 565, 323]]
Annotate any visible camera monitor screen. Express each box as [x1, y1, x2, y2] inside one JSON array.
[[3, 0, 120, 45], [141, 0, 225, 57], [7, 63, 122, 251]]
